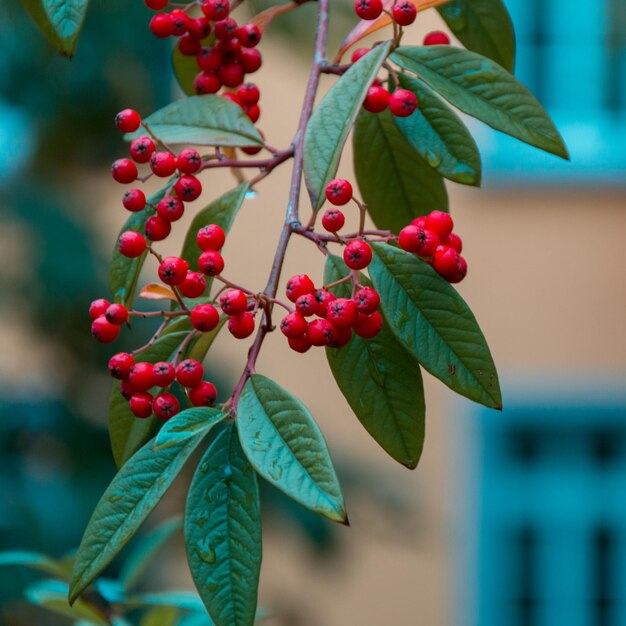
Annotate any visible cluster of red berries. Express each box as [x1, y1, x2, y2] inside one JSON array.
[[354, 0, 417, 25], [145, 0, 262, 120], [109, 352, 218, 420], [398, 210, 467, 283]]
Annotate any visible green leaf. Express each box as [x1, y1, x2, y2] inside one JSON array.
[[172, 46, 197, 97], [69, 433, 205, 605], [155, 407, 225, 451], [437, 0, 516, 73], [395, 74, 481, 186], [353, 108, 448, 233], [26, 579, 108, 626], [127, 96, 263, 147], [237, 374, 346, 522], [324, 256, 425, 468], [369, 243, 501, 408], [120, 516, 183, 591], [0, 551, 68, 579], [390, 46, 569, 159], [109, 184, 166, 307], [20, 0, 90, 57], [108, 323, 192, 468], [304, 42, 391, 211], [185, 423, 261, 626]]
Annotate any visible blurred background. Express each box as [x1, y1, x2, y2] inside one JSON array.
[[1, 0, 625, 624]]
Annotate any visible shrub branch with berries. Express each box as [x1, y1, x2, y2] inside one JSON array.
[[31, 0, 571, 622]]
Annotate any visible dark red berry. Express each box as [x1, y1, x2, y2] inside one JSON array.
[[189, 381, 218, 407], [179, 271, 207, 298], [169, 9, 191, 36], [351, 48, 370, 63], [149, 13, 174, 38], [433, 246, 467, 283], [198, 250, 224, 276], [177, 359, 204, 388], [145, 0, 168, 10], [354, 0, 383, 20], [423, 30, 450, 46], [196, 224, 226, 251], [108, 352, 135, 380], [105, 303, 129, 325], [144, 215, 172, 241], [219, 63, 245, 88], [325, 179, 353, 206], [322, 208, 346, 233], [197, 46, 222, 72], [307, 318, 338, 347], [92, 315, 120, 343], [353, 287, 380, 314], [115, 109, 141, 133], [119, 231, 147, 258], [177, 149, 202, 174], [326, 298, 358, 328], [123, 189, 146, 212], [178, 32, 201, 56], [288, 335, 312, 353], [150, 151, 177, 177], [215, 18, 238, 41], [188, 17, 211, 39], [240, 48, 262, 73], [244, 104, 260, 123], [314, 289, 336, 318], [190, 303, 220, 332], [129, 362, 154, 391], [130, 392, 153, 418], [202, 0, 230, 21], [158, 256, 189, 286], [280, 312, 308, 338], [194, 72, 221, 95], [363, 85, 389, 113], [89, 298, 110, 320], [112, 159, 138, 184], [398, 225, 440, 256], [343, 240, 372, 270], [220, 289, 248, 315], [153, 393, 180, 420], [174, 175, 202, 202], [152, 361, 176, 387], [156, 196, 185, 222], [236, 23, 261, 48], [228, 312, 255, 338], [354, 311, 383, 338], [286, 274, 315, 303], [130, 136, 156, 163], [426, 210, 454, 240], [389, 88, 418, 117], [295, 293, 317, 317], [120, 380, 136, 400], [237, 83, 260, 106], [328, 325, 352, 348], [392, 0, 417, 25]]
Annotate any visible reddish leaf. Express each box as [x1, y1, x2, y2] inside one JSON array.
[[139, 283, 178, 302]]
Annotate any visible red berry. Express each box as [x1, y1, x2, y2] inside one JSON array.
[[353, 287, 380, 314], [354, 311, 383, 338], [130, 392, 153, 418], [313, 289, 336, 318], [158, 256, 189, 286], [177, 148, 202, 174], [189, 381, 218, 407], [189, 17, 211, 39], [218, 37, 241, 62], [149, 13, 174, 38], [169, 9, 191, 36], [190, 303, 220, 332], [202, 0, 230, 21], [152, 361, 176, 387], [179, 271, 207, 298], [325, 179, 353, 206], [108, 352, 135, 380], [194, 72, 222, 95], [322, 208, 346, 233], [411, 216, 427, 228], [343, 240, 372, 270], [237, 83, 260, 106], [130, 136, 156, 163], [423, 30, 450, 46], [236, 23, 261, 48], [285, 274, 315, 303], [198, 250, 225, 276], [89, 298, 110, 320], [197, 46, 222, 72], [177, 359, 204, 388], [328, 325, 352, 348], [145, 0, 168, 10], [92, 315, 120, 343], [433, 246, 467, 283], [307, 319, 338, 347], [119, 231, 147, 257], [444, 232, 463, 253], [426, 210, 454, 239], [242, 142, 263, 156], [129, 362, 154, 391], [244, 104, 260, 123], [351, 48, 370, 63], [363, 85, 390, 113], [398, 225, 440, 256], [240, 48, 262, 73], [392, 0, 417, 25], [120, 380, 137, 400], [295, 293, 317, 317], [178, 32, 201, 56], [174, 175, 202, 202], [354, 0, 383, 20], [196, 224, 226, 251], [112, 159, 138, 184], [144, 215, 172, 241], [150, 151, 177, 177], [122, 189, 146, 212], [153, 392, 180, 420], [389, 89, 418, 117], [288, 335, 312, 353], [220, 289, 248, 315], [156, 196, 185, 222], [105, 303, 129, 325], [219, 63, 245, 88], [280, 312, 308, 338], [215, 18, 238, 41], [115, 109, 141, 133], [326, 298, 358, 328], [228, 312, 255, 338]]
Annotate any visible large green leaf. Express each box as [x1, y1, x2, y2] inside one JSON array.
[[185, 423, 261, 626], [126, 96, 263, 147], [304, 42, 391, 211], [395, 74, 481, 186], [20, 0, 90, 57], [369, 243, 502, 408], [353, 109, 448, 233], [324, 256, 425, 468], [155, 407, 225, 450], [172, 46, 197, 97], [390, 46, 568, 159], [0, 551, 68, 579], [437, 0, 516, 73], [69, 432, 206, 604], [237, 374, 346, 522]]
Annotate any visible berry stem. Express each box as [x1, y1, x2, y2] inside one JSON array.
[[131, 318, 169, 356]]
